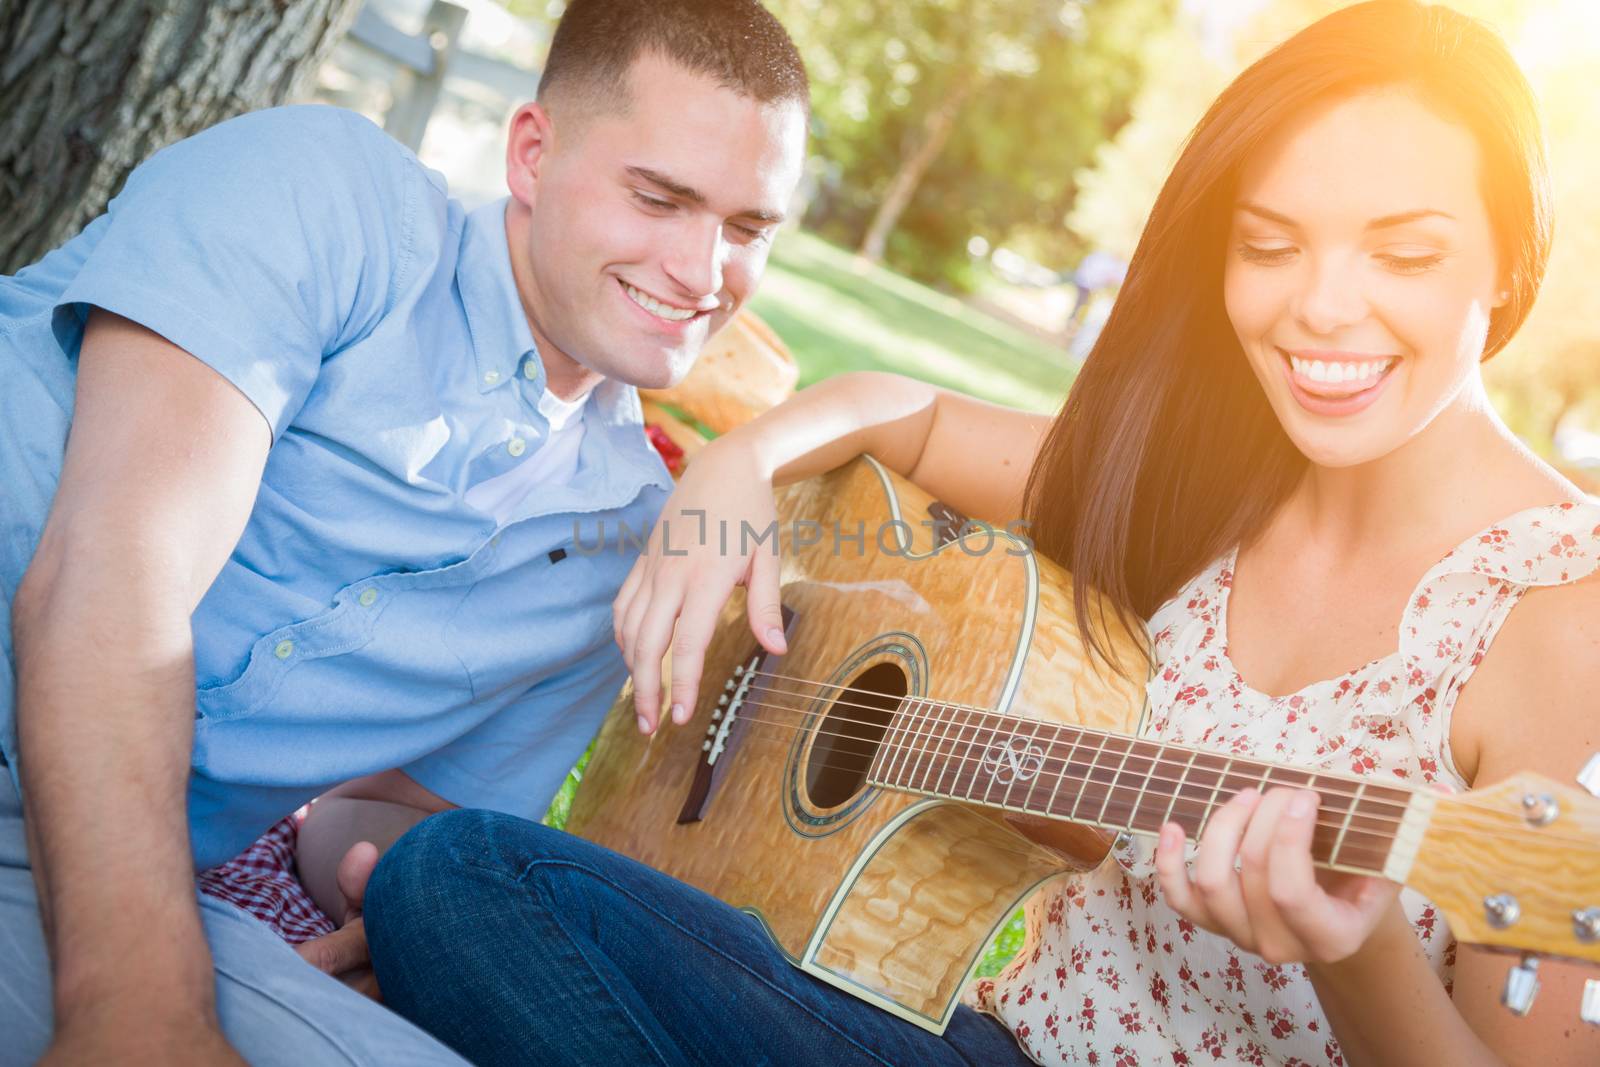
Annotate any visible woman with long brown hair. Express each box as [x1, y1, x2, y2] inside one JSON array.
[[364, 3, 1600, 1063]]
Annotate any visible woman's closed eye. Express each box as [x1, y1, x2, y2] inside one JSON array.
[[1237, 242, 1297, 266], [1374, 250, 1446, 275], [1236, 243, 1446, 275]]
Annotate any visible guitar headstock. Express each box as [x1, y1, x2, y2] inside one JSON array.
[[1406, 771, 1600, 966]]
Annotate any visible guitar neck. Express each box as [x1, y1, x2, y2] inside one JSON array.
[[865, 700, 1416, 877]]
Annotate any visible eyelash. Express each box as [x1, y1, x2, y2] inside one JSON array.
[[1236, 244, 1444, 274]]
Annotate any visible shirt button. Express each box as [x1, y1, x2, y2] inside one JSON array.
[[358, 588, 378, 607], [508, 437, 527, 457], [274, 640, 294, 660], [483, 370, 500, 385], [523, 361, 538, 380]]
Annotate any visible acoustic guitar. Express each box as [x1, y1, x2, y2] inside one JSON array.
[[568, 456, 1600, 1034]]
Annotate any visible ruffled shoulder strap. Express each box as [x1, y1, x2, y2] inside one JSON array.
[[1426, 499, 1600, 586], [1399, 499, 1600, 710]]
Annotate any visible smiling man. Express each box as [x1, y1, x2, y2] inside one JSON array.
[[0, 2, 807, 1063]]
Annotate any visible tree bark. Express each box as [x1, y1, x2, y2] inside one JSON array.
[[857, 74, 977, 265], [0, 0, 362, 273]]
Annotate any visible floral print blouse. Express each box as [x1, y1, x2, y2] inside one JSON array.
[[969, 501, 1600, 1066]]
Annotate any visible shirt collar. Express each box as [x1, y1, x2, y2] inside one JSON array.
[[458, 197, 538, 394], [590, 377, 674, 493], [456, 197, 671, 493]]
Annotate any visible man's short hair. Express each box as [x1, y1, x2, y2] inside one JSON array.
[[538, 0, 809, 118]]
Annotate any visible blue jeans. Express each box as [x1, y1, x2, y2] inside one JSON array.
[[366, 810, 1033, 1067]]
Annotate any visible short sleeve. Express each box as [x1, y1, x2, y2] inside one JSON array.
[[401, 644, 630, 820], [58, 106, 423, 439]]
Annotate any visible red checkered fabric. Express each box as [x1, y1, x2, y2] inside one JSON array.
[[197, 812, 336, 944]]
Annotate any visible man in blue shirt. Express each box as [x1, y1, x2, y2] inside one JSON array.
[[0, 1, 808, 1062]]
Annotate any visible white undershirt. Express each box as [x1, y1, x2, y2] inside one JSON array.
[[464, 388, 589, 524]]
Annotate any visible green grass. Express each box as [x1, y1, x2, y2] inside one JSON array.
[[546, 229, 1049, 986], [751, 230, 1075, 411]]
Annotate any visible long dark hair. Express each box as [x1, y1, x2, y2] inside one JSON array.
[[1024, 0, 1553, 665]]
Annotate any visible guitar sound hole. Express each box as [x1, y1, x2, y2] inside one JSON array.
[[805, 662, 906, 810]]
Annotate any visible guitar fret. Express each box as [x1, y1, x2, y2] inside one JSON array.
[[1331, 780, 1368, 868], [881, 699, 923, 787], [907, 700, 950, 793], [1042, 726, 1083, 819], [1022, 722, 1067, 815], [923, 702, 963, 794], [867, 699, 910, 782], [999, 716, 1048, 811], [1094, 738, 1137, 826], [934, 707, 977, 797], [1159, 748, 1199, 829], [1195, 757, 1236, 839], [979, 715, 1008, 809], [1068, 733, 1112, 821], [1124, 741, 1163, 833], [891, 699, 934, 788], [963, 713, 996, 802]]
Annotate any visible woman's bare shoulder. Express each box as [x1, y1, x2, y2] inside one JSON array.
[[1451, 566, 1600, 787]]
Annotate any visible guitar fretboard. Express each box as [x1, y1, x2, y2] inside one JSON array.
[[865, 700, 1409, 874]]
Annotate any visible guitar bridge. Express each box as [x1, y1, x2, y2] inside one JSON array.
[[676, 606, 797, 824]]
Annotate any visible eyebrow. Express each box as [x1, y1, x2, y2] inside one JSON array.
[[626, 165, 785, 225], [1236, 202, 1456, 230]]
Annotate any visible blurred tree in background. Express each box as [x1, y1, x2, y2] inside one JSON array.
[[771, 0, 1170, 290]]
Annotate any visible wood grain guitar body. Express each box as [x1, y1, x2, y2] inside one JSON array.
[[568, 456, 1150, 1033]]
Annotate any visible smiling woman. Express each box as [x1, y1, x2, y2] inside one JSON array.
[[1022, 3, 1552, 639], [1225, 88, 1509, 449]]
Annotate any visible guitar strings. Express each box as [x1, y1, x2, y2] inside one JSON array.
[[744, 666, 1443, 818], [719, 693, 1408, 842], [739, 676, 1600, 847], [662, 676, 1600, 850], [740, 665, 1407, 809], [702, 697, 1600, 852]]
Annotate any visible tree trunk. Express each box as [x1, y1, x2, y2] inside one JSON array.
[[0, 0, 362, 273], [857, 74, 976, 265]]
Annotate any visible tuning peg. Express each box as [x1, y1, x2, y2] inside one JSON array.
[[1583, 979, 1600, 1026], [1579, 753, 1600, 798], [1521, 792, 1559, 826], [1503, 955, 1540, 1016], [1484, 893, 1522, 929]]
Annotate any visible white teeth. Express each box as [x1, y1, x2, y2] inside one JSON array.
[[623, 282, 696, 322], [1288, 354, 1395, 387]]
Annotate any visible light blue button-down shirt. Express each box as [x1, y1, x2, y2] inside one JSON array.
[[0, 106, 672, 869]]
